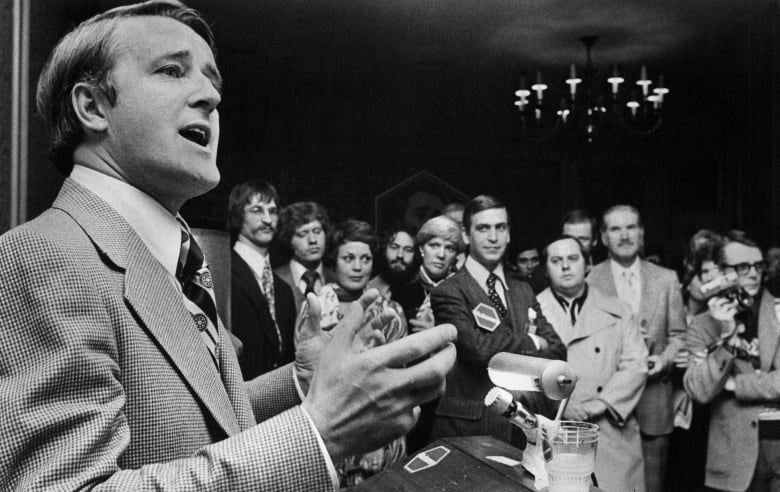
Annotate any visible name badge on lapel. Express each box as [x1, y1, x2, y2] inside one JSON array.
[[473, 303, 500, 332]]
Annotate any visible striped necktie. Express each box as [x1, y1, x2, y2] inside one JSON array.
[[176, 222, 220, 368]]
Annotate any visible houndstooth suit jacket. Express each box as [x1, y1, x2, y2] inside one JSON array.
[[0, 179, 334, 491]]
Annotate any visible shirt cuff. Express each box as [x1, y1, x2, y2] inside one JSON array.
[[293, 365, 306, 401], [295, 366, 339, 491]]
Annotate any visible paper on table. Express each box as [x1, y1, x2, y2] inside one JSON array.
[[521, 415, 560, 490], [521, 439, 549, 490]]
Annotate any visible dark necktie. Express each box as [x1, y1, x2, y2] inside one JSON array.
[[302, 269, 319, 296], [176, 223, 220, 368], [486, 272, 507, 318]]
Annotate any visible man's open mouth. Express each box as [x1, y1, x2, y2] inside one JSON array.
[[179, 125, 210, 147]]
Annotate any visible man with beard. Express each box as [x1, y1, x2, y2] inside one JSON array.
[[368, 227, 417, 299], [587, 204, 687, 492], [228, 180, 297, 378]]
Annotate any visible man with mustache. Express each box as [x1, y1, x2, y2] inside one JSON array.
[[587, 204, 687, 492], [0, 3, 457, 489], [276, 201, 332, 315], [228, 180, 298, 378], [368, 226, 417, 300]]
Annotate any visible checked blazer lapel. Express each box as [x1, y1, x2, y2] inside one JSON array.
[[54, 179, 241, 437]]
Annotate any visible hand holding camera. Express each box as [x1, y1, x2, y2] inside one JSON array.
[[706, 296, 739, 340]]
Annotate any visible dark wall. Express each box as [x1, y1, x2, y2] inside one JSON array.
[[23, 0, 779, 270]]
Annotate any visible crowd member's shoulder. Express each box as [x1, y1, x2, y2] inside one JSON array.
[[430, 267, 467, 296], [506, 270, 534, 296], [641, 258, 679, 280], [588, 285, 630, 319]]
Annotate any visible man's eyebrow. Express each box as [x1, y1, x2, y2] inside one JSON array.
[[156, 50, 223, 93]]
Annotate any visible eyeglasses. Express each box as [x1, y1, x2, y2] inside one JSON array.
[[722, 261, 769, 276]]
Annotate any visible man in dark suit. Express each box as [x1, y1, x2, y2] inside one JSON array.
[[228, 180, 298, 378], [430, 195, 565, 448], [0, 3, 457, 488], [275, 201, 331, 316], [587, 204, 687, 492]]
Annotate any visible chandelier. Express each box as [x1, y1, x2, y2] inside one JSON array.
[[513, 36, 669, 142]]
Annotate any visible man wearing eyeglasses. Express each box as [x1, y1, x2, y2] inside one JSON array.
[[684, 231, 780, 492]]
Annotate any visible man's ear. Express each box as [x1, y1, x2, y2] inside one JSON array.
[[71, 82, 109, 132], [461, 230, 470, 246]]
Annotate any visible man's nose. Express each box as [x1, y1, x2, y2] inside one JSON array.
[[487, 228, 498, 241], [190, 70, 221, 112]]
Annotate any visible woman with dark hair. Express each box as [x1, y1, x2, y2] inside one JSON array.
[[295, 219, 407, 488]]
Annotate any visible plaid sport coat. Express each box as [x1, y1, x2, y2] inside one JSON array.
[[0, 179, 333, 491], [588, 259, 687, 436]]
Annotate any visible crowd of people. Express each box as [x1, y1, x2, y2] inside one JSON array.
[[226, 172, 780, 492], [2, 2, 780, 492]]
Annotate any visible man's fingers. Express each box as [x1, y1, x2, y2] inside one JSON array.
[[358, 289, 381, 310], [306, 292, 322, 320], [384, 342, 456, 399], [372, 323, 457, 367], [330, 293, 372, 343], [296, 293, 323, 342]]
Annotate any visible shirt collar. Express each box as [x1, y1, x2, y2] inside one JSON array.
[[465, 256, 507, 290], [609, 257, 641, 282], [552, 283, 589, 311], [70, 164, 181, 276], [290, 258, 323, 285], [419, 266, 450, 290], [233, 238, 269, 277]]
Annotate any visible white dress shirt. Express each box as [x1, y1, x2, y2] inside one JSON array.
[[465, 255, 508, 305], [289, 258, 324, 295], [233, 238, 272, 295], [70, 165, 338, 490], [610, 257, 642, 314]]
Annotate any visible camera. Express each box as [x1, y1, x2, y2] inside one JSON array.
[[699, 271, 754, 312]]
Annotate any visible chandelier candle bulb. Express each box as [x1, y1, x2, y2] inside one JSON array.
[[512, 36, 667, 140]]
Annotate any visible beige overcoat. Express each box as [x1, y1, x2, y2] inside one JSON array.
[[538, 286, 649, 492]]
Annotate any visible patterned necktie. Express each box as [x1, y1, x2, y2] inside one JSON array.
[[486, 272, 507, 318], [302, 269, 319, 296], [622, 270, 640, 315], [176, 223, 220, 368], [260, 259, 282, 352]]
